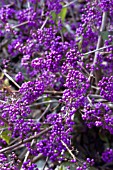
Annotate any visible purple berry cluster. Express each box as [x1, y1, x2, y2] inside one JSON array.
[[62, 70, 90, 115], [82, 103, 113, 133], [98, 76, 113, 102], [102, 148, 113, 163]]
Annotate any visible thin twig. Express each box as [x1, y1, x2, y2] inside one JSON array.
[[0, 100, 7, 104], [30, 100, 59, 107], [0, 39, 8, 48], [52, 103, 60, 111], [42, 157, 49, 170], [61, 140, 76, 161], [44, 90, 63, 95], [12, 21, 29, 29], [32, 153, 43, 163], [77, 61, 90, 76], [5, 2, 14, 8], [60, 30, 64, 42], [91, 85, 100, 90], [21, 131, 37, 170], [87, 96, 93, 107], [37, 104, 50, 121], [88, 94, 103, 99], [40, 17, 49, 30], [23, 138, 35, 162], [0, 68, 20, 89], [61, 140, 83, 165], [12, 144, 25, 152], [41, 1, 45, 17], [27, 0, 31, 21], [83, 45, 112, 56], [9, 137, 20, 145], [63, 0, 77, 8], [89, 12, 107, 81], [18, 148, 28, 160]]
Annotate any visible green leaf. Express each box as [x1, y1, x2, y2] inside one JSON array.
[[89, 167, 97, 170], [56, 165, 66, 170], [76, 36, 83, 52], [100, 31, 109, 40], [44, 97, 51, 102], [99, 131, 110, 147], [99, 132, 109, 143], [58, 7, 67, 22], [0, 130, 11, 144], [51, 7, 67, 22], [4, 79, 10, 86], [51, 11, 57, 21]]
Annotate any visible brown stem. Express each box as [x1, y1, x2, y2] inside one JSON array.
[[32, 153, 43, 163], [44, 90, 63, 95]]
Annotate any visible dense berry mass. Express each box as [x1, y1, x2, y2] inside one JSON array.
[[0, 0, 113, 169]]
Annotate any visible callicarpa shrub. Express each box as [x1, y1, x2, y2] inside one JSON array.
[[0, 0, 113, 169]]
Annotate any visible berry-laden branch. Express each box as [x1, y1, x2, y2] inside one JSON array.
[[0, 127, 52, 153]]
